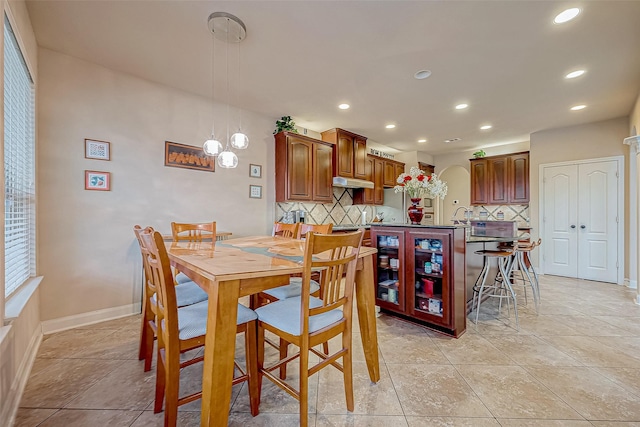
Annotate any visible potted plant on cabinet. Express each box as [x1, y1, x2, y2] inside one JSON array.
[[273, 116, 298, 134]]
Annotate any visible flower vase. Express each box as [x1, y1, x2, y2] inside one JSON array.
[[408, 198, 424, 225]]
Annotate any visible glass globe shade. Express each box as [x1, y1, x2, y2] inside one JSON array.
[[203, 137, 222, 156], [217, 150, 238, 169], [230, 132, 249, 149]]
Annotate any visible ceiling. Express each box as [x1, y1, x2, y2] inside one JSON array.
[[25, 1, 640, 154]]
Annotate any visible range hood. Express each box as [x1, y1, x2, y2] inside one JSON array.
[[332, 176, 375, 189]]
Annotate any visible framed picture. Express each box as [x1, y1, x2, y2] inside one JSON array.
[[249, 164, 262, 178], [85, 170, 110, 191], [249, 185, 262, 199], [164, 141, 215, 172], [85, 139, 111, 161]]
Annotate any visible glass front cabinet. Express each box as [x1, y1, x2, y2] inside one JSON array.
[[372, 229, 405, 311], [371, 226, 466, 337]]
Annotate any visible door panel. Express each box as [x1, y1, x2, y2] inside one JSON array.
[[543, 165, 578, 277], [577, 161, 618, 282], [543, 160, 619, 283]]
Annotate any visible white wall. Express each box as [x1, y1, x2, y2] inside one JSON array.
[[530, 116, 629, 273], [37, 48, 277, 323]]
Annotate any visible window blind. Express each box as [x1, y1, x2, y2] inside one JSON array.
[[4, 15, 35, 297]]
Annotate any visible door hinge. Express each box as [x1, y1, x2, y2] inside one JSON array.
[[616, 260, 619, 268], [616, 171, 619, 178]]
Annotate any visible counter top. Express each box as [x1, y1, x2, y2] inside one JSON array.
[[466, 236, 518, 243], [332, 224, 371, 231], [370, 223, 463, 230]]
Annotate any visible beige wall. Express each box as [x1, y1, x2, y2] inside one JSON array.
[[529, 116, 629, 274], [37, 48, 278, 322]]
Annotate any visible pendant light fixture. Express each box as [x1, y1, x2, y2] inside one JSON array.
[[205, 12, 247, 168], [202, 17, 222, 157], [230, 32, 249, 150]]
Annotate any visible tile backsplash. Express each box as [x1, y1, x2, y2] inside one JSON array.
[[275, 188, 377, 225], [473, 205, 530, 226]]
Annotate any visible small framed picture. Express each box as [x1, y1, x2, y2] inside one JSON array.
[[85, 139, 111, 161], [249, 164, 262, 178], [249, 185, 262, 199], [85, 170, 110, 191]]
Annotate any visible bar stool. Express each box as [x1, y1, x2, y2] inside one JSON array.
[[509, 239, 542, 313], [472, 249, 519, 330]]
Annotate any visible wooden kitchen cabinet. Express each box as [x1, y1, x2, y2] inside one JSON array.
[[470, 151, 529, 205], [353, 155, 384, 205], [275, 131, 333, 203], [371, 225, 466, 337], [321, 128, 368, 180], [383, 158, 405, 187]]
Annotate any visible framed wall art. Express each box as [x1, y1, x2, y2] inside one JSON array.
[[85, 170, 111, 191], [164, 141, 215, 172], [249, 185, 262, 199], [85, 139, 111, 160], [249, 164, 262, 178]]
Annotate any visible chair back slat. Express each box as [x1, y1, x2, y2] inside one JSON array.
[[139, 228, 180, 351], [272, 222, 299, 238], [301, 230, 363, 331], [296, 223, 333, 239], [134, 225, 158, 314], [171, 222, 216, 242]]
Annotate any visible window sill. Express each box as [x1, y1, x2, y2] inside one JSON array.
[[5, 276, 43, 324]]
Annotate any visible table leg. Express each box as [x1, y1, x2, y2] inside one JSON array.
[[354, 253, 380, 383], [200, 279, 240, 427]]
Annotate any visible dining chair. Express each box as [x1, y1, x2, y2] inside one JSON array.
[[170, 222, 216, 284], [133, 225, 208, 372], [255, 229, 364, 427], [272, 221, 299, 238], [139, 228, 260, 427], [295, 222, 333, 239]]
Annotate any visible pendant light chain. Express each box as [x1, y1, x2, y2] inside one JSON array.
[[225, 17, 230, 148]]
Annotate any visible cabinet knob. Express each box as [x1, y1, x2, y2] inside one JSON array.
[[580, 225, 586, 229], [570, 225, 576, 229]]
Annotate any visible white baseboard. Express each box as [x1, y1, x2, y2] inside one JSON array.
[[3, 325, 42, 427], [625, 279, 638, 289], [41, 303, 141, 335]]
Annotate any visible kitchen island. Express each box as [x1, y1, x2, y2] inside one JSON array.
[[370, 224, 467, 337]]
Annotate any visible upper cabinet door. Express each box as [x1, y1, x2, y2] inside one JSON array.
[[383, 161, 396, 187], [336, 133, 355, 178], [313, 142, 334, 203], [373, 157, 385, 204], [287, 136, 313, 201], [509, 152, 530, 204], [488, 157, 509, 204], [354, 137, 368, 180], [470, 159, 488, 205]]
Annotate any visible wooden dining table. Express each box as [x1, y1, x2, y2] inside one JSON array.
[[165, 235, 380, 426]]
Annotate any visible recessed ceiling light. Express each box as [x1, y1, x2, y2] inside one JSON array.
[[417, 139, 427, 143], [480, 125, 493, 130], [554, 8, 580, 24], [565, 70, 585, 79], [385, 124, 396, 129], [570, 104, 586, 111], [414, 70, 432, 80], [338, 103, 350, 110], [444, 138, 461, 143], [455, 103, 468, 110]]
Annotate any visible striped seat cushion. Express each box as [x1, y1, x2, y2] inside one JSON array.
[[262, 277, 320, 300], [255, 296, 343, 337], [172, 302, 257, 341], [152, 281, 208, 307]]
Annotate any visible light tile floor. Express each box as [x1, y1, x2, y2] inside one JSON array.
[[14, 274, 640, 426]]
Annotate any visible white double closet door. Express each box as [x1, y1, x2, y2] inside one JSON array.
[[542, 158, 621, 283]]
